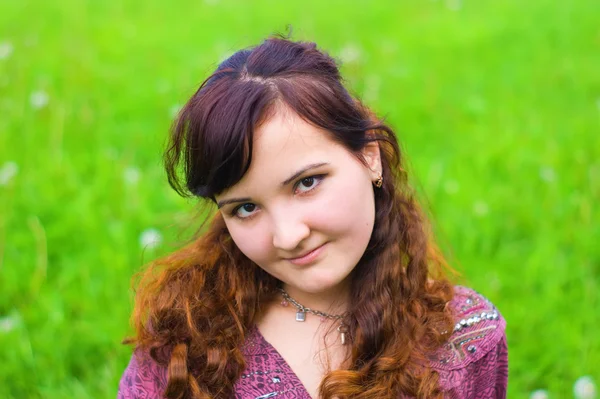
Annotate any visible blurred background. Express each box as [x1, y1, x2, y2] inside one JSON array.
[[1, 0, 599, 397]]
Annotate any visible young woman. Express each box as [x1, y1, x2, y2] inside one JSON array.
[[118, 37, 508, 399]]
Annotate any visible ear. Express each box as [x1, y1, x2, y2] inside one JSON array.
[[361, 140, 382, 180]]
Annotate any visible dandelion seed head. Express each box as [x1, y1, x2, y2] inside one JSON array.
[[105, 147, 119, 160], [466, 95, 487, 115], [140, 228, 162, 250], [339, 43, 362, 64], [446, 0, 462, 10], [380, 40, 398, 55], [24, 35, 38, 47], [169, 103, 182, 118], [574, 376, 597, 399], [0, 314, 20, 333], [0, 161, 18, 186], [123, 167, 141, 186], [530, 389, 549, 399], [30, 90, 49, 109], [540, 166, 556, 183], [0, 41, 13, 60], [444, 180, 460, 195], [473, 200, 489, 217], [363, 75, 381, 104]]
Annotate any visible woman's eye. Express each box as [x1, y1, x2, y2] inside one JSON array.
[[234, 203, 257, 218], [294, 175, 324, 194]]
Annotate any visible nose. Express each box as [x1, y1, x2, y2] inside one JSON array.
[[271, 210, 310, 252]]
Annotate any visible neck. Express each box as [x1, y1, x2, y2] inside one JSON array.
[[281, 279, 351, 316]]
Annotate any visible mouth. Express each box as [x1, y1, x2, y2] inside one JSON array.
[[286, 243, 327, 266]]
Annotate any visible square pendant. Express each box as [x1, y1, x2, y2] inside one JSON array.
[[295, 311, 306, 322]]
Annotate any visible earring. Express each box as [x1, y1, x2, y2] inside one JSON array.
[[374, 174, 383, 188]]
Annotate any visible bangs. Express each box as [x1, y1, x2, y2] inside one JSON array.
[[174, 77, 278, 200]]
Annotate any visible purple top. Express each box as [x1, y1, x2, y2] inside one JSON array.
[[118, 286, 508, 398]]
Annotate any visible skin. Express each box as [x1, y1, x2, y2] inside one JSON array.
[[215, 104, 382, 397], [216, 104, 382, 309]]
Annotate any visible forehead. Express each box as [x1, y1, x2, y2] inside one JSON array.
[[221, 108, 347, 194], [254, 107, 336, 160]]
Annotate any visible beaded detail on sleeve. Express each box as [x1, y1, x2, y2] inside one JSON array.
[[430, 286, 506, 370], [429, 286, 509, 398]]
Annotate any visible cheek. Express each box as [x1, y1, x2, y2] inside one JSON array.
[[312, 175, 375, 238], [226, 221, 273, 264]]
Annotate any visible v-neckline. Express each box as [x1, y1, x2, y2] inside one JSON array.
[[250, 325, 315, 399]]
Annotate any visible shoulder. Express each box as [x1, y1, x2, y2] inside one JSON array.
[[430, 285, 506, 370], [429, 286, 509, 396], [118, 349, 168, 399]]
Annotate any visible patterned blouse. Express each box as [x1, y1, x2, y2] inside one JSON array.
[[118, 286, 508, 398]]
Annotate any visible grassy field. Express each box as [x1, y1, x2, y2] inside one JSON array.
[[1, 0, 599, 397]]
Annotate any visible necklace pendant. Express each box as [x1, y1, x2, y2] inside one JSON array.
[[295, 310, 306, 322], [337, 323, 349, 345]]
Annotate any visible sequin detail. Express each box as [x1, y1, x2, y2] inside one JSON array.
[[453, 310, 499, 332], [240, 369, 283, 379]]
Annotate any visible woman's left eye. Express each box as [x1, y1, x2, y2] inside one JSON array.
[[294, 175, 325, 194]]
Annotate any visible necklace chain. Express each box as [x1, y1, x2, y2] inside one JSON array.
[[278, 288, 347, 320]]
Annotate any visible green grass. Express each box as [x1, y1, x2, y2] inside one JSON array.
[[1, 0, 598, 397]]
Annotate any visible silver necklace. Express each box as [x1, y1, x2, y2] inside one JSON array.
[[278, 288, 350, 345]]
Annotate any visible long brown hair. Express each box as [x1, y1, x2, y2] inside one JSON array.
[[128, 36, 455, 398]]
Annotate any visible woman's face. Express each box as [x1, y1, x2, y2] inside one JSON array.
[[215, 106, 381, 296]]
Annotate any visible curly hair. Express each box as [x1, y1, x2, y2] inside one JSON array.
[[127, 36, 455, 398]]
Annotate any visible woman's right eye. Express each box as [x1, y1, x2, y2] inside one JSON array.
[[233, 203, 258, 219]]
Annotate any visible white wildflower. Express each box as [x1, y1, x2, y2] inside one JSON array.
[[0, 161, 18, 186], [444, 180, 460, 195], [529, 389, 549, 399], [574, 376, 597, 399], [169, 103, 182, 118], [540, 166, 556, 183], [488, 272, 501, 291], [339, 43, 362, 64], [0, 41, 13, 60], [105, 147, 119, 160], [30, 90, 49, 109], [24, 35, 38, 47], [380, 40, 398, 56], [123, 166, 141, 186], [466, 95, 486, 115], [392, 66, 409, 78], [0, 313, 20, 333], [446, 0, 462, 10], [139, 228, 162, 250], [363, 75, 381, 104], [473, 200, 489, 216]]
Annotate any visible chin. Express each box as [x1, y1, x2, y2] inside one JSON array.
[[295, 269, 352, 294]]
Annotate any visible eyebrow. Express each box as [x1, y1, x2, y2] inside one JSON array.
[[216, 162, 329, 209]]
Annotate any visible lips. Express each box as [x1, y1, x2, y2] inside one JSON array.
[[286, 243, 327, 266]]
